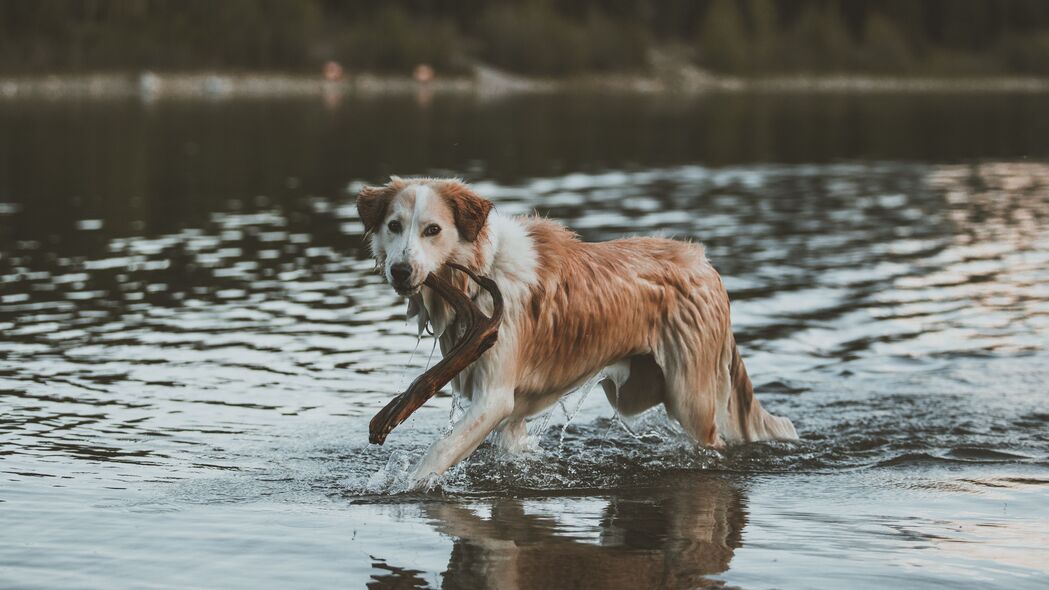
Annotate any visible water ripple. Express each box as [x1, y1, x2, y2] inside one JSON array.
[[2, 161, 1048, 493]]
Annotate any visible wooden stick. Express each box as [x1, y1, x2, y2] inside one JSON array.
[[369, 263, 503, 445]]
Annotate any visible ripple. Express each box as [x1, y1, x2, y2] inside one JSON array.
[[1, 160, 1048, 494], [946, 447, 1035, 462]]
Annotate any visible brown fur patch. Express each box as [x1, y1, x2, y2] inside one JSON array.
[[356, 178, 407, 232], [437, 180, 493, 242], [512, 218, 724, 404]]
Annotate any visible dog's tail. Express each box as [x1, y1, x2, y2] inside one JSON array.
[[729, 343, 798, 441]]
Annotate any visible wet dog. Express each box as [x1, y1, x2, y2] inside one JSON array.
[[357, 177, 797, 486]]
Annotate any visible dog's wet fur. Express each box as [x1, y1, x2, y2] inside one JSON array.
[[358, 177, 797, 486]]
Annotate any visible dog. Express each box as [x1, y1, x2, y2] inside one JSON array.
[[357, 177, 797, 486]]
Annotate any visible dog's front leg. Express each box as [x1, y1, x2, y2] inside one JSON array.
[[410, 386, 514, 487]]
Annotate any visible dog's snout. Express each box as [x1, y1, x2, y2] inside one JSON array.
[[390, 263, 412, 285]]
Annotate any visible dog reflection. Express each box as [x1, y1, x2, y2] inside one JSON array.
[[371, 475, 746, 589]]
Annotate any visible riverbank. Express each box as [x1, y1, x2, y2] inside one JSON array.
[[4, 64, 1049, 100]]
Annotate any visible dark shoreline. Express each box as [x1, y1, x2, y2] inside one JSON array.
[[4, 68, 1049, 100]]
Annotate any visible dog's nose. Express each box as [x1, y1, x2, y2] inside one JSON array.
[[390, 263, 412, 285]]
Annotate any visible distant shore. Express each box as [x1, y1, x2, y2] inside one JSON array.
[[4, 65, 1049, 100]]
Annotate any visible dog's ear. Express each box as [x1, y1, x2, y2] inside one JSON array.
[[356, 181, 399, 233], [440, 180, 492, 242]]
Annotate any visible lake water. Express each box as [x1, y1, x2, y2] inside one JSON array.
[[1, 91, 1048, 589]]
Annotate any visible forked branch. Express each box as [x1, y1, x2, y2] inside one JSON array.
[[368, 263, 503, 445]]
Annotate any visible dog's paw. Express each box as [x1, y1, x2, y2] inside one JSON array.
[[407, 470, 441, 492]]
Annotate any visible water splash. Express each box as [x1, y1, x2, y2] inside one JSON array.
[[364, 449, 417, 494], [448, 390, 465, 429], [558, 373, 602, 451]]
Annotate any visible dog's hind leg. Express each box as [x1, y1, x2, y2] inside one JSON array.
[[656, 346, 724, 448], [656, 335, 797, 447]]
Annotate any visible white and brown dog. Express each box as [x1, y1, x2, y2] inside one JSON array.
[[358, 177, 797, 486]]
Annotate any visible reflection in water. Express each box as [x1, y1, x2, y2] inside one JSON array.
[[373, 476, 743, 589]]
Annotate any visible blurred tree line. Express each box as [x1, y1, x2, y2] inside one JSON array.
[[2, 0, 1049, 76]]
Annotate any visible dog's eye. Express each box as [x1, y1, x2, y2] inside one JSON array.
[[423, 224, 441, 237], [387, 220, 402, 234]]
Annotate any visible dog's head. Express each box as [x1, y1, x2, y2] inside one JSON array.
[[357, 177, 492, 296]]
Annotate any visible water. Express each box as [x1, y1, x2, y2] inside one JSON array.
[[2, 92, 1049, 589]]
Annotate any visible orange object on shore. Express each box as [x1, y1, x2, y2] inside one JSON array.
[[322, 61, 344, 81], [413, 64, 435, 84]]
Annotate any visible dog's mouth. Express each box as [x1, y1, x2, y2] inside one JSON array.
[[393, 282, 422, 297]]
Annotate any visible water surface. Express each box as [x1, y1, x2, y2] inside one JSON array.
[[2, 92, 1049, 589]]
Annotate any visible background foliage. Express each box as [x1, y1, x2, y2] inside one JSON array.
[[2, 0, 1049, 76]]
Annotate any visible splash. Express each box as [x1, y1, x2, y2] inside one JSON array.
[[558, 373, 602, 451], [364, 449, 419, 494], [448, 390, 465, 429]]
